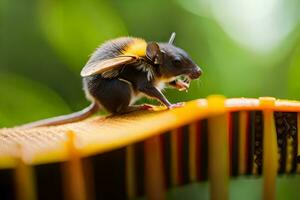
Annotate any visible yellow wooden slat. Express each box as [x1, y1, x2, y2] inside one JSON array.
[[170, 129, 180, 186], [15, 161, 37, 200], [189, 122, 198, 182], [62, 131, 87, 200], [15, 145, 37, 200], [126, 145, 136, 199], [144, 136, 165, 200], [207, 95, 229, 200], [260, 97, 278, 200]]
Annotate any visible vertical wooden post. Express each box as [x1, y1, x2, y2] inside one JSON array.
[[126, 145, 136, 199], [189, 122, 198, 182], [15, 144, 37, 200], [207, 95, 229, 200], [260, 97, 278, 200], [144, 136, 165, 200], [170, 129, 180, 186], [62, 131, 87, 200]]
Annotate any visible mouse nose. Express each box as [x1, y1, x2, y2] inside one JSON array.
[[190, 67, 202, 79]]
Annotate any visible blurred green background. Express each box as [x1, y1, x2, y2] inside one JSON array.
[[1, 1, 300, 199], [1, 0, 300, 128]]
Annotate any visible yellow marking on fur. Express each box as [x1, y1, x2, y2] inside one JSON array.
[[123, 38, 147, 57]]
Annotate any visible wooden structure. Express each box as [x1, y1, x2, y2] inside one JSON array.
[[0, 96, 299, 200]]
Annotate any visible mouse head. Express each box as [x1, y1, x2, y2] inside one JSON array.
[[146, 33, 202, 81]]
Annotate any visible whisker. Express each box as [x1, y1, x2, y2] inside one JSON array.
[[197, 79, 202, 88]]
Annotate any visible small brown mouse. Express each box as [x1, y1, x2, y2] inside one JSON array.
[[21, 33, 202, 128]]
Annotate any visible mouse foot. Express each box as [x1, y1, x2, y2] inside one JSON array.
[[167, 102, 185, 109], [139, 104, 155, 111], [120, 104, 154, 114]]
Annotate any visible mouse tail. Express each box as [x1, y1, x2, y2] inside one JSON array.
[[19, 102, 99, 129]]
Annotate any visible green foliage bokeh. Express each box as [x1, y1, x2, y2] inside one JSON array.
[[1, 0, 300, 198]]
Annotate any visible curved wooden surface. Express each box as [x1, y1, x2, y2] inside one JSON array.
[[1, 96, 300, 168]]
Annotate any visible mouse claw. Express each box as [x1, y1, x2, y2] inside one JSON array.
[[140, 104, 154, 111], [178, 87, 188, 92], [167, 102, 185, 109]]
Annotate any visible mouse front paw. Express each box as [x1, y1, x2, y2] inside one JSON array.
[[167, 102, 185, 109], [175, 80, 189, 91]]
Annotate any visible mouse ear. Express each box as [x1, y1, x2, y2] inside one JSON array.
[[168, 32, 176, 44], [146, 42, 162, 65]]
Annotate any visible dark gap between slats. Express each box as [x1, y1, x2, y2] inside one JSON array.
[[274, 112, 298, 174], [246, 111, 255, 175], [91, 148, 126, 200], [162, 132, 171, 189], [274, 112, 288, 173], [231, 112, 240, 177], [254, 111, 263, 175], [35, 162, 64, 200], [0, 169, 16, 200], [174, 127, 183, 185], [291, 113, 298, 173], [182, 125, 190, 185], [285, 112, 297, 173]]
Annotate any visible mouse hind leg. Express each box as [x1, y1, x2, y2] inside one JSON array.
[[86, 77, 133, 114]]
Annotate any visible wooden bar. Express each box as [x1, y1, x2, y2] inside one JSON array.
[[14, 145, 37, 200], [3, 97, 300, 199], [170, 129, 181, 186], [62, 131, 87, 200], [144, 136, 165, 200], [208, 114, 229, 200], [189, 122, 198, 182], [126, 145, 136, 199], [260, 97, 278, 200], [207, 95, 229, 200]]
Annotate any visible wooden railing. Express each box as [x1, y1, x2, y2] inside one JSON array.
[[0, 96, 299, 200]]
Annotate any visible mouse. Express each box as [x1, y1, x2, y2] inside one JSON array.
[[20, 33, 202, 128]]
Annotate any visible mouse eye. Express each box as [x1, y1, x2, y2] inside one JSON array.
[[173, 58, 181, 65]]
